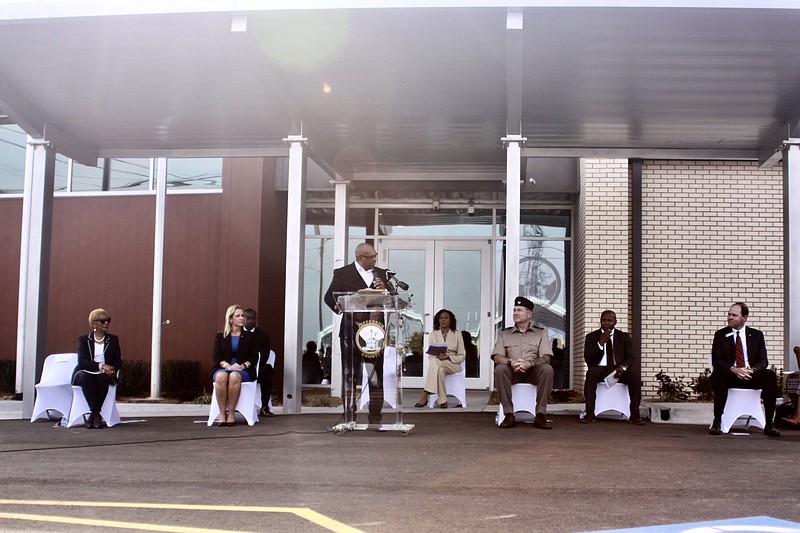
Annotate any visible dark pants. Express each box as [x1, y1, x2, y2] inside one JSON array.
[[258, 364, 273, 408], [341, 336, 384, 424], [73, 371, 113, 413], [711, 367, 778, 423], [583, 366, 642, 415]]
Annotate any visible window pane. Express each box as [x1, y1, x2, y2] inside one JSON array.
[[378, 208, 493, 236], [54, 155, 69, 192], [498, 209, 571, 238], [71, 159, 104, 191], [164, 158, 222, 189], [109, 158, 151, 190], [0, 124, 26, 193]]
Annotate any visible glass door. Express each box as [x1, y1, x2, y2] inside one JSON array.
[[379, 239, 492, 390]]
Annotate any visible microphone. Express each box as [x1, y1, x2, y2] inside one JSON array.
[[385, 270, 410, 291]]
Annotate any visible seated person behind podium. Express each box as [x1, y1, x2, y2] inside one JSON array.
[[72, 308, 122, 429], [211, 305, 258, 427], [581, 310, 645, 425], [415, 309, 466, 408], [492, 296, 554, 429], [709, 302, 780, 437]]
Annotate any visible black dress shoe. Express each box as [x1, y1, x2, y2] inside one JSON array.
[[581, 412, 596, 424], [533, 414, 552, 430], [499, 414, 516, 428], [709, 419, 722, 435], [628, 415, 646, 426], [763, 426, 781, 438]]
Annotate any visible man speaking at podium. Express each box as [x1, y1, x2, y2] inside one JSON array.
[[324, 242, 390, 426]]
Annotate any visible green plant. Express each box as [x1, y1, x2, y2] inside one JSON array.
[[0, 359, 15, 394], [117, 359, 150, 398], [161, 359, 201, 401], [690, 368, 713, 401], [771, 365, 784, 396], [655, 370, 690, 402]]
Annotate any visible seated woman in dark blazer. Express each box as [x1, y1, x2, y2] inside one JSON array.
[[211, 304, 258, 426], [72, 308, 122, 429]]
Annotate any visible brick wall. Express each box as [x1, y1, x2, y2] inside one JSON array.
[[574, 159, 631, 391], [640, 160, 784, 396]]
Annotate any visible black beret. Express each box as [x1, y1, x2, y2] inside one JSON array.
[[514, 296, 534, 311]]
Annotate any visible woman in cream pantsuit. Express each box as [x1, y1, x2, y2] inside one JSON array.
[[415, 309, 466, 408]]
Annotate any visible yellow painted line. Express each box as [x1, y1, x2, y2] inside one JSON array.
[[0, 511, 253, 533], [0, 499, 364, 533]]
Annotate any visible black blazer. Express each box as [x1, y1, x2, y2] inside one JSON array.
[[246, 326, 272, 368], [711, 326, 768, 371], [323, 262, 389, 339], [211, 330, 258, 380], [73, 332, 122, 384], [584, 328, 635, 369]]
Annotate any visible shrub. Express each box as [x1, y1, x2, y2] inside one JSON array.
[[117, 359, 150, 398], [0, 359, 15, 394], [161, 359, 201, 401], [654, 370, 690, 402], [690, 368, 713, 401]]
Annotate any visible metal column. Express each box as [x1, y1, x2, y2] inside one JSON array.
[[150, 158, 167, 398], [330, 179, 349, 397], [503, 136, 524, 325], [282, 135, 308, 414], [784, 141, 800, 370], [19, 138, 56, 418]]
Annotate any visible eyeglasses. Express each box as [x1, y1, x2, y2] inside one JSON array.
[[358, 254, 377, 260], [95, 318, 111, 325]]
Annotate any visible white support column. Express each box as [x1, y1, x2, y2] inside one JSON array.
[[14, 140, 35, 396], [19, 138, 56, 418], [330, 179, 350, 397], [503, 135, 525, 326], [150, 158, 168, 399], [784, 141, 800, 371], [282, 135, 308, 414]]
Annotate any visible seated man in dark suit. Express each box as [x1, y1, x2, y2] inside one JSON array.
[[243, 308, 274, 417], [709, 302, 780, 437], [582, 310, 645, 425]]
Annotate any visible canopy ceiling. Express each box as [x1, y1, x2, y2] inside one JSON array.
[[1, 2, 799, 182]]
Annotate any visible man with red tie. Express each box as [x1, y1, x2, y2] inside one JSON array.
[[710, 302, 780, 437]]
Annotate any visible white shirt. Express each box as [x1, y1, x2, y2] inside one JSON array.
[[732, 326, 750, 367], [356, 261, 374, 287], [93, 340, 106, 365], [597, 330, 615, 367]]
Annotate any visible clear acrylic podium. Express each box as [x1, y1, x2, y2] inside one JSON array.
[[331, 290, 414, 435]]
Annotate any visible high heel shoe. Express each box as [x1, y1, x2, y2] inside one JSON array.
[[414, 394, 428, 408]]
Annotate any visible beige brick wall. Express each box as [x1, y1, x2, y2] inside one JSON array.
[[640, 160, 784, 397], [574, 159, 632, 391]]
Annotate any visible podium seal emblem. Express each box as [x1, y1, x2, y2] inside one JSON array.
[[355, 320, 385, 359]]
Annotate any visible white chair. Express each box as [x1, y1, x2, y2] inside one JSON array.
[[256, 350, 275, 411], [31, 353, 79, 422], [595, 382, 631, 420], [207, 381, 261, 426], [427, 363, 467, 408], [715, 388, 766, 434], [496, 383, 538, 425], [67, 383, 121, 428], [360, 347, 398, 409]]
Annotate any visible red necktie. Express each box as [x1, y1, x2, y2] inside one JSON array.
[[735, 331, 745, 368]]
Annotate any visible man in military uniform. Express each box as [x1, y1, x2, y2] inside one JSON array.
[[492, 296, 554, 429]]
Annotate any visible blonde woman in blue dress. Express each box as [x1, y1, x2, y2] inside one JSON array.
[[415, 309, 466, 408]]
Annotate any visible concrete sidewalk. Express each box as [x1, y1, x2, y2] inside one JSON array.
[[2, 388, 716, 425], [0, 407, 797, 533]]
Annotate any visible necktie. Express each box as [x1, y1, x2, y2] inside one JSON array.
[[606, 338, 615, 369], [735, 331, 745, 368]]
